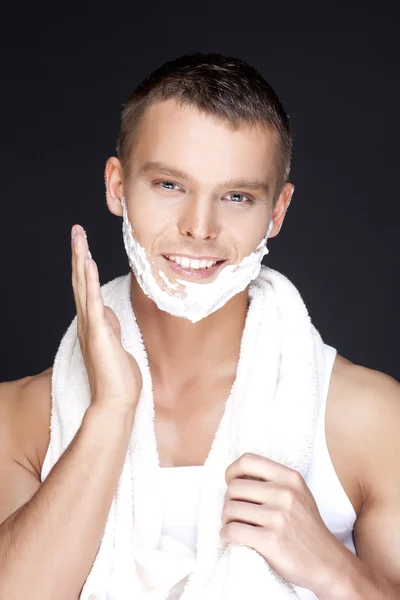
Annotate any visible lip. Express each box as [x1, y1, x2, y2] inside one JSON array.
[[162, 255, 226, 280], [165, 254, 225, 261]]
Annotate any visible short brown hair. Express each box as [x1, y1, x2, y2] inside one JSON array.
[[116, 52, 293, 199]]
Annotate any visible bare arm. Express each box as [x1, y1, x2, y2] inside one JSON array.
[[350, 369, 400, 598], [0, 223, 143, 600], [317, 365, 400, 600], [0, 386, 135, 600]]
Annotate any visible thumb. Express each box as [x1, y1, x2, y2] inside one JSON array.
[[103, 306, 122, 339]]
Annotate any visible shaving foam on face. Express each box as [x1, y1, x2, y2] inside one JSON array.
[[121, 196, 273, 323]]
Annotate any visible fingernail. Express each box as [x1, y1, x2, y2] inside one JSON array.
[[88, 250, 92, 259]]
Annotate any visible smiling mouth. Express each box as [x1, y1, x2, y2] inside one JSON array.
[[162, 255, 226, 280]]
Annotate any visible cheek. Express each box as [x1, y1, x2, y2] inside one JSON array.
[[126, 201, 174, 258], [231, 212, 270, 257], [130, 182, 176, 228]]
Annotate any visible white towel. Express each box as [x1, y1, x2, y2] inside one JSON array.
[[41, 266, 326, 600]]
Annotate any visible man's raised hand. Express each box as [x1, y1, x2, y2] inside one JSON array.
[[71, 224, 143, 414]]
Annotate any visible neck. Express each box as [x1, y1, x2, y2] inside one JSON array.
[[129, 273, 249, 390]]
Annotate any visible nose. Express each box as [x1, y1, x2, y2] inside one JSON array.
[[177, 192, 220, 241]]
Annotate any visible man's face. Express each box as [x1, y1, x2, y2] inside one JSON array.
[[116, 99, 283, 280]]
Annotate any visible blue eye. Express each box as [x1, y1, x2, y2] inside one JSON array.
[[158, 181, 178, 190], [225, 192, 250, 204]]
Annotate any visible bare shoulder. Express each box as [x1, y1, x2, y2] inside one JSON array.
[[328, 353, 400, 509], [330, 353, 400, 428], [332, 353, 400, 397], [0, 367, 52, 478]]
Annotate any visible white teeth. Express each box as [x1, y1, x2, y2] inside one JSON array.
[[166, 256, 218, 269]]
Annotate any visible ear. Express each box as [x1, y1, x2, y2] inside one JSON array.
[[105, 157, 124, 217], [269, 183, 294, 238]]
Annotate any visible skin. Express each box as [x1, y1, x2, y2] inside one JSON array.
[[1, 99, 400, 598]]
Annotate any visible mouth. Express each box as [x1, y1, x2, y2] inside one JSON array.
[[162, 255, 226, 280]]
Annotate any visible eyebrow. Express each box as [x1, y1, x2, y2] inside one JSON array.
[[139, 161, 271, 196]]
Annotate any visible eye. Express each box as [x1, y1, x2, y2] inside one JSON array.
[[224, 192, 252, 205], [155, 180, 181, 191]]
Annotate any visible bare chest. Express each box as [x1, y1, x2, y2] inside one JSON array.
[[153, 376, 234, 468]]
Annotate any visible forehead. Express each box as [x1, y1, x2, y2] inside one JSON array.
[[130, 99, 279, 187]]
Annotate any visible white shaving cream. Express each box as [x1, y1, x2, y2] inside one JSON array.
[[121, 196, 274, 323]]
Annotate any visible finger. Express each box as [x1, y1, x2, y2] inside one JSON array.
[[71, 225, 84, 324], [225, 453, 301, 489], [85, 257, 105, 328], [222, 499, 266, 528], [226, 477, 267, 505], [73, 225, 90, 323], [220, 521, 265, 553], [226, 479, 293, 510]]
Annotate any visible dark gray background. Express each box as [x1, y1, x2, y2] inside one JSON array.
[[1, 3, 399, 382]]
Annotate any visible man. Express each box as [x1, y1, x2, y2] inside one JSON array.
[[0, 52, 399, 600]]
